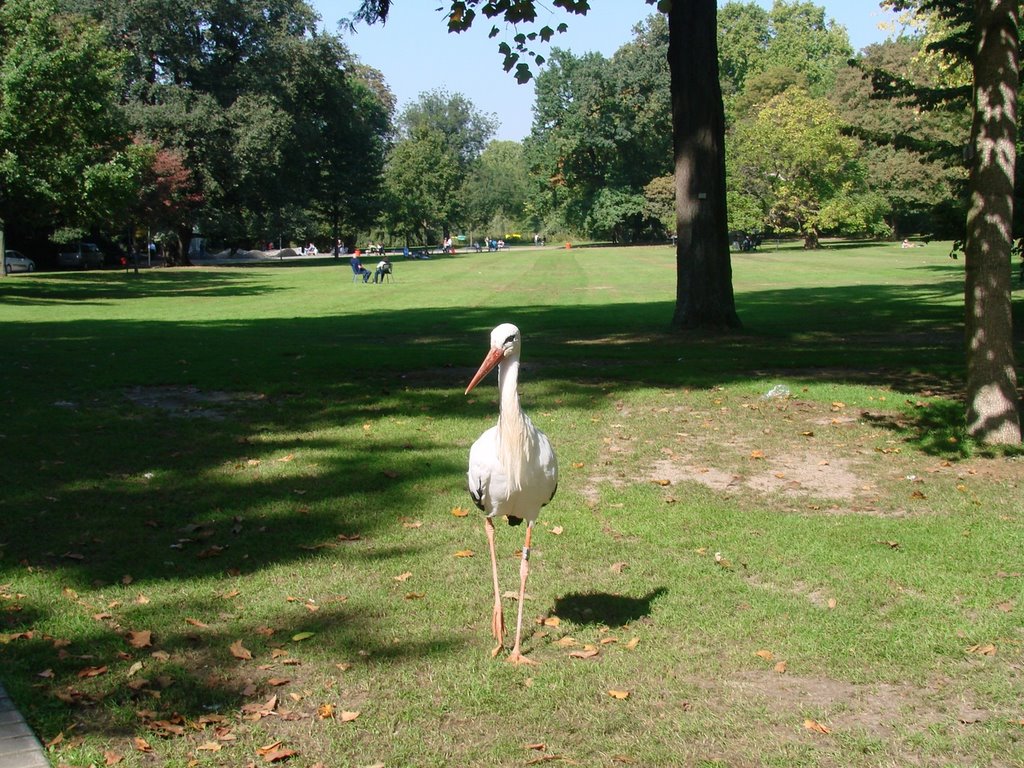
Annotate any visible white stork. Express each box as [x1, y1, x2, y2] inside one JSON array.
[[465, 323, 558, 664]]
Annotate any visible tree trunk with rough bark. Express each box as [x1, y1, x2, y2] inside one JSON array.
[[964, 0, 1021, 444], [668, 0, 741, 330]]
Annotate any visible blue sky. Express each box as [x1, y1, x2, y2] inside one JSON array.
[[313, 1, 902, 141]]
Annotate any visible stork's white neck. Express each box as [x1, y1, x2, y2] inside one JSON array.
[[497, 353, 521, 414], [496, 352, 529, 491]]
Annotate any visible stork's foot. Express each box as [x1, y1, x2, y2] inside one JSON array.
[[490, 641, 504, 659], [491, 605, 505, 641], [505, 650, 538, 666]]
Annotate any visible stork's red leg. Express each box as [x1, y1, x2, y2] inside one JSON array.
[[507, 521, 538, 665], [484, 517, 505, 657]]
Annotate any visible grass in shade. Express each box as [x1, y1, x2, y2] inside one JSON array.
[[1, 240, 1022, 767]]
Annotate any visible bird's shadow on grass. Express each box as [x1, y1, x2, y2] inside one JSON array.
[[552, 588, 668, 627]]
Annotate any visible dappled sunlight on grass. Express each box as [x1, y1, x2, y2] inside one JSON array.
[[1, 244, 1021, 766]]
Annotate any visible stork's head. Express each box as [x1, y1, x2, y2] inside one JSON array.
[[465, 323, 521, 395]]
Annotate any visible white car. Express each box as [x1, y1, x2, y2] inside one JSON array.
[[4, 250, 35, 274]]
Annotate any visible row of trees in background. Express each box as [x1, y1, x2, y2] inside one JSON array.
[[1, 0, 980, 261], [379, 2, 975, 250], [1, 0, 391, 264]]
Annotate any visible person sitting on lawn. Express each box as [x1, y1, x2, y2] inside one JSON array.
[[351, 252, 371, 282]]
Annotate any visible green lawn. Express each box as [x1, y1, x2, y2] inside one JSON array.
[[1, 241, 1022, 767]]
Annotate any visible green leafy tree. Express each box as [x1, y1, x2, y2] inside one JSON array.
[[461, 140, 531, 238], [525, 16, 671, 242], [718, 0, 853, 120], [728, 86, 886, 246], [831, 38, 969, 237], [387, 89, 496, 241], [0, 0, 141, 243], [380, 127, 463, 244], [93, 0, 391, 261], [643, 175, 676, 236]]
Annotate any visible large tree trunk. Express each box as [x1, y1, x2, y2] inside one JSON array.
[[964, 0, 1021, 444], [668, 0, 741, 330]]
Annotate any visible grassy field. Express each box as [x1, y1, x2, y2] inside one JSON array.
[[1, 241, 1022, 767]]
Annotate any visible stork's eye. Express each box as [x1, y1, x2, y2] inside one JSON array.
[[503, 333, 517, 347]]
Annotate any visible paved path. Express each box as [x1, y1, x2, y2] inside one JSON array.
[[0, 684, 48, 768]]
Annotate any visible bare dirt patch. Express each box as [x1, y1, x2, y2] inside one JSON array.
[[124, 385, 265, 420], [716, 670, 984, 739], [650, 451, 867, 500]]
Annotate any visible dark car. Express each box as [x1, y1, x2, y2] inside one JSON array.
[[57, 243, 105, 269]]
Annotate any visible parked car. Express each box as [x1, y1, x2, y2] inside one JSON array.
[[4, 250, 35, 274], [57, 243, 104, 269]]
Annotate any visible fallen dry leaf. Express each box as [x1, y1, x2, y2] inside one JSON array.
[[126, 630, 153, 649], [133, 737, 154, 753], [539, 616, 561, 627], [569, 646, 600, 660], [550, 526, 564, 535], [339, 710, 360, 722], [453, 549, 475, 558], [608, 690, 630, 700], [966, 643, 997, 656], [103, 749, 123, 765], [317, 703, 334, 719], [610, 562, 628, 573], [451, 507, 470, 517], [625, 637, 640, 650], [259, 746, 297, 763], [185, 618, 209, 628], [197, 742, 223, 752], [77, 665, 108, 678], [774, 661, 788, 674], [291, 631, 315, 642], [394, 572, 413, 582], [525, 743, 546, 751], [555, 636, 577, 648], [804, 718, 831, 734], [241, 695, 279, 719], [267, 677, 290, 687], [755, 649, 774, 661], [749, 449, 765, 460], [230, 639, 252, 660]]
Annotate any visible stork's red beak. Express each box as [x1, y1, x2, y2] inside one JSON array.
[[465, 347, 504, 395]]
